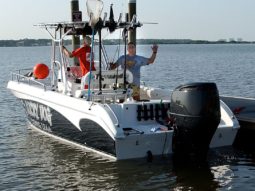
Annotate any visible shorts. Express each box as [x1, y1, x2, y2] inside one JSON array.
[[130, 84, 140, 101]]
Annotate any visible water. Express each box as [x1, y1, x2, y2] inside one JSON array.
[[1, 44, 255, 190]]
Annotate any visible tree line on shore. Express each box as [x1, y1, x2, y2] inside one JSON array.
[[0, 38, 254, 47]]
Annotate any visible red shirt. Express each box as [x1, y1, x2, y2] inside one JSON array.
[[72, 46, 96, 76]]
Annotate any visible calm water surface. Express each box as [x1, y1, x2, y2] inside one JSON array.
[[1, 44, 255, 190]]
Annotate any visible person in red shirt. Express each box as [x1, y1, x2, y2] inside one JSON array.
[[63, 36, 96, 76]]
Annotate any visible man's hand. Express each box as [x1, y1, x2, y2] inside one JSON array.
[[151, 44, 158, 53], [109, 62, 117, 69], [148, 44, 158, 64]]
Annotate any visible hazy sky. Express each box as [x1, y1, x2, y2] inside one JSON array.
[[1, 0, 255, 41]]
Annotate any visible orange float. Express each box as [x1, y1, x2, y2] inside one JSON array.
[[33, 63, 49, 79]]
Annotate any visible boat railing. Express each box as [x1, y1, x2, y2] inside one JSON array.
[[11, 70, 48, 91], [90, 90, 128, 104]]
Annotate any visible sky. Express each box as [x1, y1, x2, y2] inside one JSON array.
[[0, 0, 255, 41]]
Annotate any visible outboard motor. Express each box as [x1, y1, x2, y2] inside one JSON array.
[[170, 82, 221, 161]]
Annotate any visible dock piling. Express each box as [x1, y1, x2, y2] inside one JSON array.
[[128, 0, 136, 44], [71, 0, 81, 66]]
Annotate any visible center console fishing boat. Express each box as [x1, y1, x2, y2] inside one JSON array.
[[7, 1, 239, 160]]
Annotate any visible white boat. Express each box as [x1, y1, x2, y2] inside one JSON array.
[[7, 3, 239, 160], [221, 96, 255, 129], [221, 96, 255, 149]]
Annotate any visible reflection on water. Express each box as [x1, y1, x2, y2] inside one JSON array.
[[173, 162, 218, 191], [211, 165, 234, 190], [171, 150, 218, 190], [2, 124, 254, 191]]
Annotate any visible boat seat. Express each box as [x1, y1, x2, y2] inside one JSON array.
[[74, 70, 133, 101], [82, 71, 118, 88], [68, 66, 83, 78], [75, 88, 129, 103], [80, 70, 132, 90]]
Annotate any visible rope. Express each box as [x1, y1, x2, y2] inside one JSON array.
[[115, 29, 122, 86], [87, 28, 95, 101]]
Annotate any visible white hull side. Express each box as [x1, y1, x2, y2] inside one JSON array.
[[115, 131, 173, 160], [210, 100, 239, 148], [7, 81, 118, 138], [210, 127, 238, 148]]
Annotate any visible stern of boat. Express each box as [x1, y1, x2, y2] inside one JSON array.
[[210, 100, 240, 148]]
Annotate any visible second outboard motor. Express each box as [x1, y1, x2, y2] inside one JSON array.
[[170, 82, 221, 161]]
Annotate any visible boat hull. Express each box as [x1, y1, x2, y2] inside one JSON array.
[[21, 98, 117, 156], [8, 81, 118, 157], [221, 96, 255, 149], [21, 96, 173, 160], [7, 81, 239, 160]]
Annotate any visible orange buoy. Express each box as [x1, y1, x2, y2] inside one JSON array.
[[33, 63, 49, 79]]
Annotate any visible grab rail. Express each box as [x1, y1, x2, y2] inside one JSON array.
[[104, 104, 120, 127], [11, 71, 47, 91]]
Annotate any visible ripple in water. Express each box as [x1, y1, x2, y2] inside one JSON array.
[[1, 45, 255, 190]]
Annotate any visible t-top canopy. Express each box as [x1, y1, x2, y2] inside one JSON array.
[[36, 19, 142, 36]]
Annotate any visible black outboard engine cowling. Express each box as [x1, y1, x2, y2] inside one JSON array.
[[170, 82, 221, 161]]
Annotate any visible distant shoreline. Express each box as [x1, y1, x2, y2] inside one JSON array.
[[0, 38, 254, 47]]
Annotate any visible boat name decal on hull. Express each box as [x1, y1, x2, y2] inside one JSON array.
[[22, 100, 53, 131]]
